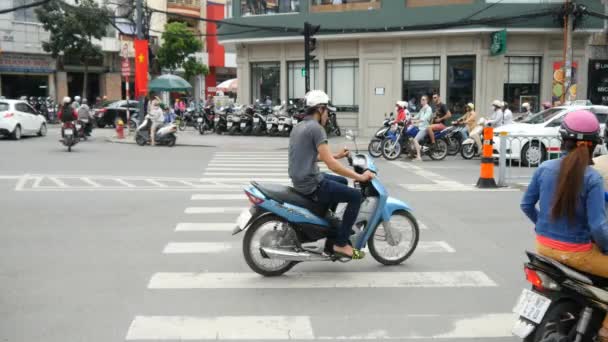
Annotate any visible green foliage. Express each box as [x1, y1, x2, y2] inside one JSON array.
[[156, 22, 205, 75], [35, 0, 110, 62], [183, 57, 209, 80]]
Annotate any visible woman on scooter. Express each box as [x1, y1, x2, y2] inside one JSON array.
[[454, 103, 476, 141], [521, 109, 608, 341], [411, 96, 432, 161]]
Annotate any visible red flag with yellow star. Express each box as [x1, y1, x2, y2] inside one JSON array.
[[134, 39, 149, 97]]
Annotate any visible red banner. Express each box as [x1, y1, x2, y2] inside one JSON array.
[[134, 39, 148, 97]]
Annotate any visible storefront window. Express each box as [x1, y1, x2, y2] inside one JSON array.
[[13, 0, 38, 22], [226, 0, 233, 18], [447, 56, 475, 116], [311, 0, 381, 13], [251, 62, 280, 104], [241, 0, 300, 15], [504, 56, 541, 112], [588, 59, 608, 106], [402, 57, 440, 113], [288, 61, 318, 102], [326, 59, 358, 112]]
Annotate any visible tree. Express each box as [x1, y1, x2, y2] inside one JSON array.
[[156, 22, 208, 80], [36, 0, 111, 100]]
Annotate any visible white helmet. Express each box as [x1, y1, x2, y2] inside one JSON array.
[[396, 101, 408, 109], [63, 96, 71, 104], [305, 90, 330, 107], [74, 96, 81, 102], [492, 100, 503, 108], [522, 102, 531, 109]]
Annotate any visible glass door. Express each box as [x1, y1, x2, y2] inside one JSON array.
[[447, 56, 475, 117]]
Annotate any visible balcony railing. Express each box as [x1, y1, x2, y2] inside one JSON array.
[[311, 0, 380, 13], [167, 0, 201, 8], [241, 0, 299, 16]]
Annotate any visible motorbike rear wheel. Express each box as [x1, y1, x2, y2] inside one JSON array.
[[243, 214, 298, 277], [167, 135, 177, 147], [447, 135, 461, 156], [525, 299, 594, 342], [368, 138, 383, 158], [178, 119, 187, 131], [135, 134, 147, 146], [428, 139, 448, 161], [368, 210, 419, 266]]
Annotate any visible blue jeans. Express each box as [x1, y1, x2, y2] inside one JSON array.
[[315, 173, 362, 247], [458, 126, 468, 141]]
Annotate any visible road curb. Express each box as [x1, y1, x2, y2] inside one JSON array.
[[105, 137, 216, 148]]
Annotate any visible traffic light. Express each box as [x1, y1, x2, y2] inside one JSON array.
[[304, 22, 320, 93]]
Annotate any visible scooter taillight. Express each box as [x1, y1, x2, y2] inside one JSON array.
[[525, 267, 560, 291], [245, 190, 264, 205]]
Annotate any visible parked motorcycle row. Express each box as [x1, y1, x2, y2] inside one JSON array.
[[174, 100, 341, 137], [367, 112, 481, 161]]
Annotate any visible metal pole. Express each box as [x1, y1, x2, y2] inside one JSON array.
[[136, 0, 145, 122], [125, 77, 131, 132], [498, 132, 507, 187], [563, 0, 574, 104], [304, 22, 310, 94]]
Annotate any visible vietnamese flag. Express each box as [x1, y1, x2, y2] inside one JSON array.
[[134, 39, 149, 97]]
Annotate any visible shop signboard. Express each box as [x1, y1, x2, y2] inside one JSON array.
[[0, 53, 55, 73], [552, 61, 578, 105], [588, 59, 608, 106]]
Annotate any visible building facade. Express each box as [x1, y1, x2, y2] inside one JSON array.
[[219, 0, 605, 135]]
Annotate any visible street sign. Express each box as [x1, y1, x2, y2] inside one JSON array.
[[121, 59, 130, 77], [490, 30, 507, 56]]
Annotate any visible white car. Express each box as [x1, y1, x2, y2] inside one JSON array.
[[0, 99, 47, 140], [492, 105, 608, 166]]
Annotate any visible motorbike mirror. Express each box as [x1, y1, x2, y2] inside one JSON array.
[[289, 100, 293, 105]]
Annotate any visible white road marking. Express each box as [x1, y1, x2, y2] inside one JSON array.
[[125, 315, 314, 340], [191, 194, 245, 200], [146, 179, 168, 187], [81, 177, 101, 188], [14, 174, 29, 191], [163, 242, 232, 254], [203, 172, 287, 177], [148, 271, 497, 289], [184, 207, 245, 214], [125, 313, 516, 340], [400, 184, 519, 192], [212, 157, 288, 160], [0, 175, 22, 180], [114, 178, 136, 188], [49, 177, 68, 188], [418, 241, 455, 253], [200, 177, 291, 183], [175, 223, 236, 232]]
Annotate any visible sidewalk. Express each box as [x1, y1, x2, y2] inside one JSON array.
[[106, 129, 365, 150]]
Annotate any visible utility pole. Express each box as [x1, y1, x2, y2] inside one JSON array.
[[136, 0, 145, 118], [563, 0, 574, 104], [303, 22, 320, 94]]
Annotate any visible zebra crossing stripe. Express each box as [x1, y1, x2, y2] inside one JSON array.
[[191, 194, 245, 200], [184, 207, 245, 214], [175, 223, 235, 232], [148, 271, 497, 289], [199, 177, 291, 183], [125, 313, 516, 340]]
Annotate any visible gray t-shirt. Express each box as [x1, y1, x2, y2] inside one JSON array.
[[288, 117, 328, 194]]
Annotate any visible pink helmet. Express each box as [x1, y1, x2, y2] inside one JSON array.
[[559, 109, 600, 143], [542, 101, 552, 110]]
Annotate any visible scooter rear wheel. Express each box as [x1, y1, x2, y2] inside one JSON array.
[[381, 139, 402, 161], [166, 135, 176, 147], [460, 143, 476, 160], [368, 138, 383, 158], [243, 214, 298, 277]]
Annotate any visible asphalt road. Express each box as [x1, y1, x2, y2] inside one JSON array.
[[0, 127, 534, 341]]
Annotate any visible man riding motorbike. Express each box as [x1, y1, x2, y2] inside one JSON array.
[[520, 109, 608, 341], [427, 93, 451, 145], [288, 90, 374, 260], [77, 98, 93, 137]]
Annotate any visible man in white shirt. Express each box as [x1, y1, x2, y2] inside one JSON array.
[[487, 100, 505, 128]]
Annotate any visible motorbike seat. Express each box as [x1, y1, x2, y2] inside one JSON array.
[[252, 182, 327, 217], [528, 251, 608, 288]]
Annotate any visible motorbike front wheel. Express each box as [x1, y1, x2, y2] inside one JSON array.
[[243, 214, 298, 277], [460, 143, 476, 160], [381, 139, 402, 161], [166, 135, 177, 147], [368, 210, 419, 266], [178, 119, 187, 131], [228, 126, 239, 135], [368, 138, 383, 158], [135, 134, 147, 146]]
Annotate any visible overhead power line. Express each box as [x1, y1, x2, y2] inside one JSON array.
[[0, 0, 50, 14]]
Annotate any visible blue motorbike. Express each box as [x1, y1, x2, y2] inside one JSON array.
[[233, 131, 420, 276], [381, 123, 449, 161]]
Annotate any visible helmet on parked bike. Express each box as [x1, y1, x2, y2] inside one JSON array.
[[559, 109, 600, 143]]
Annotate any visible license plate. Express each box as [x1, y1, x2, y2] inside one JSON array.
[[278, 124, 284, 131], [227, 122, 233, 127], [214, 117, 220, 122], [240, 122, 246, 128], [235, 209, 252, 230], [64, 130, 73, 136], [197, 118, 203, 123], [513, 288, 551, 324], [253, 118, 260, 123]]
